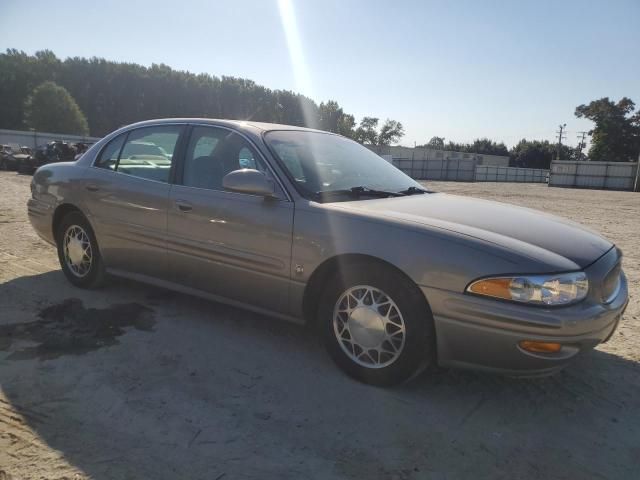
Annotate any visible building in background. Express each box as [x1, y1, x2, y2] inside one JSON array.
[[368, 145, 510, 167]]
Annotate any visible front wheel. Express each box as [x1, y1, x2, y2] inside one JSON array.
[[56, 211, 105, 288], [318, 263, 436, 386]]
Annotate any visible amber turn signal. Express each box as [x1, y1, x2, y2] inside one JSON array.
[[467, 278, 512, 299], [519, 340, 562, 353]]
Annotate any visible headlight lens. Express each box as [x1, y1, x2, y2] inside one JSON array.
[[467, 272, 589, 306]]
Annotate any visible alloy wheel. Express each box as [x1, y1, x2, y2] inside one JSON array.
[[63, 225, 93, 277], [333, 285, 406, 369]]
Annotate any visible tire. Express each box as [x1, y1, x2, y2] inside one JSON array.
[[318, 262, 436, 386], [0, 159, 6, 171], [56, 211, 106, 288]]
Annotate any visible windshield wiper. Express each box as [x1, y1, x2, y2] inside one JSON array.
[[398, 186, 429, 195], [315, 186, 406, 200]]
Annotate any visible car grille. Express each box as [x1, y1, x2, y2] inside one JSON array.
[[602, 263, 621, 304]]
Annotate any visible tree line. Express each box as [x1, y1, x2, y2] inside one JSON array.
[[0, 49, 404, 145], [1, 49, 637, 169], [420, 97, 640, 168]]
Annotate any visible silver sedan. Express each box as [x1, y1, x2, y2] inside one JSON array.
[[27, 119, 628, 385]]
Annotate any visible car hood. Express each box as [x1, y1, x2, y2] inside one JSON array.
[[330, 193, 612, 268]]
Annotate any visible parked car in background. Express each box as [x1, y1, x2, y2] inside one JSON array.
[[20, 141, 77, 174], [27, 119, 628, 386], [15, 146, 33, 171], [73, 142, 93, 160], [0, 144, 32, 171], [0, 144, 17, 170]]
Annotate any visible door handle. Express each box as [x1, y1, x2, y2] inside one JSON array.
[[175, 200, 193, 212], [85, 184, 99, 192]]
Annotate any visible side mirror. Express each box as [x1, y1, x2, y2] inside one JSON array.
[[222, 169, 277, 197]]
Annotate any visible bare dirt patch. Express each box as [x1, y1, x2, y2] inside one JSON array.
[[0, 172, 639, 480]]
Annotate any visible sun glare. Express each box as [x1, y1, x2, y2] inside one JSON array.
[[277, 0, 317, 128]]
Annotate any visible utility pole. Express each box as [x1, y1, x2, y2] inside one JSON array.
[[555, 123, 567, 160], [634, 152, 640, 192], [576, 131, 588, 160]]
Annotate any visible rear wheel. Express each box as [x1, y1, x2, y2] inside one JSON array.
[[318, 262, 435, 386], [56, 211, 105, 288]]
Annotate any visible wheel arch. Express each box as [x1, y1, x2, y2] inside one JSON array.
[[52, 203, 87, 241], [302, 253, 432, 327]]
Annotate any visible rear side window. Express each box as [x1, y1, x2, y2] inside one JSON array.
[[96, 126, 183, 183], [95, 134, 125, 170]]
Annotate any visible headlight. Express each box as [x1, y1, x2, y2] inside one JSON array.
[[467, 272, 589, 306]]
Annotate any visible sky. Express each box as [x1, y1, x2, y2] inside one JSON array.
[[1, 0, 639, 148]]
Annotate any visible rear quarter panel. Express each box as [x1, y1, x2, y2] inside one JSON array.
[[29, 162, 90, 242]]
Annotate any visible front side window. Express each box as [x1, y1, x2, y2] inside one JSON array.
[[96, 126, 182, 183], [182, 126, 267, 191], [264, 130, 421, 199]]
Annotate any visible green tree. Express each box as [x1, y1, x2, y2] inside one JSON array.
[[1, 49, 375, 137], [509, 139, 574, 168], [353, 117, 405, 146], [575, 97, 640, 162], [24, 81, 89, 135], [336, 113, 356, 138], [421, 137, 509, 156], [318, 101, 341, 131], [318, 100, 357, 137], [468, 138, 509, 156], [377, 119, 404, 146], [354, 117, 380, 145], [426, 136, 445, 149]]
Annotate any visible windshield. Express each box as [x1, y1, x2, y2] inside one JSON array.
[[264, 130, 422, 200]]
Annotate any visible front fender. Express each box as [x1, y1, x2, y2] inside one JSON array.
[[292, 201, 545, 296]]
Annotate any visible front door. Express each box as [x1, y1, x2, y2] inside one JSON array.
[[166, 126, 294, 313]]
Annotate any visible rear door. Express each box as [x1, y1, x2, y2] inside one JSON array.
[[82, 124, 185, 278], [166, 125, 294, 314]]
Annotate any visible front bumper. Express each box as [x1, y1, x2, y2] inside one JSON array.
[[422, 247, 628, 376]]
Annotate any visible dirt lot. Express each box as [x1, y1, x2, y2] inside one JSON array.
[[0, 171, 638, 480]]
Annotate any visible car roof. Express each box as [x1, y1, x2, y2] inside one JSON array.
[[123, 118, 332, 135]]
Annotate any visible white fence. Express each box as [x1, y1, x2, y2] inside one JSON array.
[[393, 158, 477, 181], [0, 129, 101, 149], [549, 161, 639, 191], [475, 165, 548, 183], [393, 157, 549, 184]]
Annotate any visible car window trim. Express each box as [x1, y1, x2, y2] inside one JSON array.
[[114, 131, 129, 171], [179, 123, 292, 202]]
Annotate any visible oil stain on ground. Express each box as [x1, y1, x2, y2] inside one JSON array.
[[0, 298, 154, 360]]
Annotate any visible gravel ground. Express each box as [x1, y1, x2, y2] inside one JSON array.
[[0, 171, 638, 480]]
